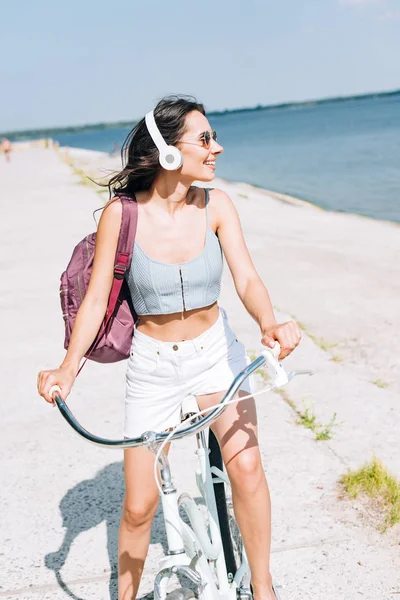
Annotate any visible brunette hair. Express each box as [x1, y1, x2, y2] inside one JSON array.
[[107, 95, 205, 197]]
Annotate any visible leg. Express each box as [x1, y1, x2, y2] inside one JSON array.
[[196, 390, 276, 600], [119, 444, 170, 600]]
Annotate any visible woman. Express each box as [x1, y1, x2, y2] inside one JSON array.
[[38, 95, 301, 600]]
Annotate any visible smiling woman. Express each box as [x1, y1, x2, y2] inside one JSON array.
[[106, 95, 222, 195], [38, 94, 301, 600]]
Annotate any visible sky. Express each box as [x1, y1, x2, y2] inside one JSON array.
[[1, 0, 399, 132]]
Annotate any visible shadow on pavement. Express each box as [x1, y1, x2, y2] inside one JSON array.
[[44, 461, 168, 600]]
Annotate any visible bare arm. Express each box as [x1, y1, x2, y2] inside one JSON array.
[[213, 189, 301, 358], [38, 198, 122, 402], [213, 189, 276, 328]]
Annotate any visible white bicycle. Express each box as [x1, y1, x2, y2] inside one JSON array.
[[50, 344, 312, 600]]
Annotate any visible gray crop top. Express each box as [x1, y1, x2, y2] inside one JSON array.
[[126, 188, 223, 315]]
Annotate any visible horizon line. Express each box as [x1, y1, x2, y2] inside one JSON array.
[[2, 87, 399, 138]]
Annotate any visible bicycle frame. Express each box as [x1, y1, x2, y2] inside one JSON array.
[[51, 349, 312, 600], [151, 425, 242, 600]]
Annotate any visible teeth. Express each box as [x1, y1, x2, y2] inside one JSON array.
[[204, 161, 215, 165]]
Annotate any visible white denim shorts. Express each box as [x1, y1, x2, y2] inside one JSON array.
[[124, 307, 254, 438]]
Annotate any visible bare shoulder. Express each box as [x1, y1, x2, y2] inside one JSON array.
[[99, 195, 124, 225], [102, 195, 123, 217], [97, 196, 123, 242], [209, 187, 235, 207], [208, 188, 238, 226]]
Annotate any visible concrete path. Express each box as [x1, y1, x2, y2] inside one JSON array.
[[0, 148, 399, 600]]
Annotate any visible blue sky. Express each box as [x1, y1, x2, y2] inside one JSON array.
[[1, 0, 399, 132]]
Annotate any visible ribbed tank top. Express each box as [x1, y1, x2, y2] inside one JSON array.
[[126, 188, 223, 315]]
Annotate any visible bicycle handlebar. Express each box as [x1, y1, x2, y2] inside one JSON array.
[[50, 344, 312, 449]]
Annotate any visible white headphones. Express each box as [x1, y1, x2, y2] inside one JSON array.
[[145, 110, 183, 171]]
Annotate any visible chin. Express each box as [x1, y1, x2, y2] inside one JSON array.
[[195, 170, 215, 182]]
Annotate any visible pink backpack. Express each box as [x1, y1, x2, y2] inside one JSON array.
[[60, 195, 138, 369]]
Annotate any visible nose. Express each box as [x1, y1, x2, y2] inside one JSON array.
[[211, 139, 223, 154]]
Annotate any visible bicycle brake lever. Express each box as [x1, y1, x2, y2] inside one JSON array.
[[261, 343, 289, 387], [287, 369, 314, 382]]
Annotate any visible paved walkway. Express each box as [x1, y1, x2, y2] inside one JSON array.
[[0, 148, 399, 599]]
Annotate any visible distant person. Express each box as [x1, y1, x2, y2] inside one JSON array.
[[1, 137, 12, 162], [38, 95, 301, 600]]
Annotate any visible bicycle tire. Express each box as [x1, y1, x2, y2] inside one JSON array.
[[208, 429, 242, 578]]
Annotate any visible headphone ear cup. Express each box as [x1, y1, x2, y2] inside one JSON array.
[[159, 145, 183, 171]]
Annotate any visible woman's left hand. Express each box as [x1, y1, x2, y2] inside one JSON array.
[[261, 320, 302, 360]]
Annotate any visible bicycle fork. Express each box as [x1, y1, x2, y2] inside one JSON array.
[[144, 432, 211, 600], [144, 430, 237, 600]]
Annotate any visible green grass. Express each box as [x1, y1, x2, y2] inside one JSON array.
[[307, 332, 338, 352], [371, 379, 389, 389], [289, 313, 339, 353], [314, 412, 340, 440], [58, 151, 111, 197], [275, 391, 339, 441], [295, 402, 318, 430], [330, 354, 343, 363], [295, 399, 339, 440], [340, 456, 400, 531], [296, 320, 307, 332]]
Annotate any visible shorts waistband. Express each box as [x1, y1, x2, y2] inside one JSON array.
[[132, 307, 229, 357]]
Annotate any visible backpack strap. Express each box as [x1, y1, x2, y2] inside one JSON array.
[[105, 195, 138, 322]]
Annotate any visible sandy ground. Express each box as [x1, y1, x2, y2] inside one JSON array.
[[0, 146, 399, 600]]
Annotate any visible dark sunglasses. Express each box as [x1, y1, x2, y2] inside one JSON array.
[[181, 130, 218, 149]]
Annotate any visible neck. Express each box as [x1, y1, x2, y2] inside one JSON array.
[[148, 176, 195, 216]]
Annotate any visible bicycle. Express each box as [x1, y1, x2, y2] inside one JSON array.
[[50, 344, 312, 600]]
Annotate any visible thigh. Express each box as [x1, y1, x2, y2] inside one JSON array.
[[123, 444, 171, 508], [196, 390, 258, 468]]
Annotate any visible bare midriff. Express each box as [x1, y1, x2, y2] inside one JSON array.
[[135, 301, 219, 342]]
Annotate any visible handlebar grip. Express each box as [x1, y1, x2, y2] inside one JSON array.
[[49, 385, 62, 399], [266, 341, 280, 359], [261, 342, 288, 387]]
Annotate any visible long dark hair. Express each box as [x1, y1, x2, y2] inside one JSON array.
[[108, 95, 205, 198]]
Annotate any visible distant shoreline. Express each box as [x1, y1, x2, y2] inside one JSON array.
[[2, 88, 399, 139], [62, 145, 398, 229], [8, 141, 400, 227]]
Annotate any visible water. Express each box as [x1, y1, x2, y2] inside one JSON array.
[[8, 93, 400, 223]]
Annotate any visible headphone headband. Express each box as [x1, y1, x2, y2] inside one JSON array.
[[145, 110, 167, 153], [144, 109, 183, 171]]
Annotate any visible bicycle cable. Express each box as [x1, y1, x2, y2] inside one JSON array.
[[153, 381, 277, 495]]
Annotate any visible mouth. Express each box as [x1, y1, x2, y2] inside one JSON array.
[[204, 160, 216, 170]]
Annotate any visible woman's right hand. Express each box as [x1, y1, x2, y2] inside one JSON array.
[[37, 365, 77, 404]]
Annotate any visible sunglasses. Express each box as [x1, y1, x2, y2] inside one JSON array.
[[180, 130, 218, 149]]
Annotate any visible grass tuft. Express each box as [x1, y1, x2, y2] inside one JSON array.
[[330, 354, 343, 363], [274, 390, 340, 441], [307, 332, 338, 351], [296, 320, 307, 332], [371, 379, 389, 389], [295, 399, 339, 440], [289, 314, 338, 352], [340, 456, 400, 530]]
